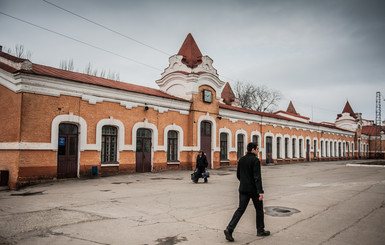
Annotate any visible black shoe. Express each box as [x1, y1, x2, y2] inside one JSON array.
[[257, 230, 270, 237], [204, 178, 208, 183], [224, 229, 234, 242]]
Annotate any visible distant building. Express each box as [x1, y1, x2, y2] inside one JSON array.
[[0, 34, 383, 189]]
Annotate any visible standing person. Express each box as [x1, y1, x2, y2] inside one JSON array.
[[195, 150, 208, 183], [224, 142, 270, 242]]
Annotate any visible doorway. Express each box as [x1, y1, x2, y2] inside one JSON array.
[[200, 121, 212, 168], [57, 123, 78, 178], [136, 128, 152, 173]]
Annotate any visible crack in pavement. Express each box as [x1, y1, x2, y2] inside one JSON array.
[[267, 183, 376, 239], [318, 196, 385, 244], [46, 229, 110, 245]]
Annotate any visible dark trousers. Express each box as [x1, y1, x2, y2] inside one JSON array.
[[195, 167, 207, 181], [227, 192, 265, 232]]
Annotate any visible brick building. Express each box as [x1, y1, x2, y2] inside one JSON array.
[[0, 34, 382, 189]]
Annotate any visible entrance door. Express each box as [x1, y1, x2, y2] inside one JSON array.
[[136, 129, 152, 173], [200, 121, 212, 168], [266, 136, 273, 163], [57, 124, 78, 178]]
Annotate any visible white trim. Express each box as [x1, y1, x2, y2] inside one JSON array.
[[291, 135, 298, 159], [276, 133, 283, 159], [298, 136, 305, 158], [263, 132, 275, 160], [250, 130, 262, 148], [164, 124, 184, 162], [95, 118, 125, 152], [132, 120, 159, 172], [51, 113, 87, 152], [219, 127, 232, 160], [235, 129, 248, 158], [197, 114, 217, 168]]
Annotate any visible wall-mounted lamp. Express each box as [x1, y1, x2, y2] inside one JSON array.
[[217, 116, 222, 120], [144, 106, 149, 111]]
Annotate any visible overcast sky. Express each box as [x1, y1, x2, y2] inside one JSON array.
[[1, 0, 384, 123]]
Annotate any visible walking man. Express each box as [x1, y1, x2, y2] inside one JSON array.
[[224, 142, 270, 242]]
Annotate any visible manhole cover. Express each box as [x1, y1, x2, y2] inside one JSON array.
[[265, 206, 300, 217]]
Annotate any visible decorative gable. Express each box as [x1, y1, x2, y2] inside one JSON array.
[[156, 34, 224, 101]]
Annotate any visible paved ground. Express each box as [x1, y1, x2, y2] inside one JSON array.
[[0, 160, 384, 245]]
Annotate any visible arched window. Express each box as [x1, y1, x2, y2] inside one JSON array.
[[220, 133, 228, 160], [252, 135, 259, 147], [276, 137, 281, 159], [101, 126, 118, 163], [237, 134, 244, 160], [314, 139, 317, 159], [299, 139, 303, 158], [167, 130, 178, 161], [292, 138, 296, 158], [285, 138, 289, 159]]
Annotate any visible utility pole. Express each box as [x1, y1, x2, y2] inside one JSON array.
[[375, 92, 382, 158]]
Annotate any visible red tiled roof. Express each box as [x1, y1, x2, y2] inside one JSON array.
[[286, 101, 298, 114], [0, 51, 27, 63], [177, 33, 202, 68], [221, 82, 236, 105], [220, 103, 353, 132], [362, 126, 385, 136], [220, 103, 303, 122], [0, 51, 187, 102]]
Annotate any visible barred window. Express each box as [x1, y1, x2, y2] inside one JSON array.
[[252, 135, 259, 147], [167, 130, 178, 161], [220, 133, 228, 160], [237, 134, 244, 160], [101, 126, 117, 163]]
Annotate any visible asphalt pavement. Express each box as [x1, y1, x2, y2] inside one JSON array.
[[0, 160, 384, 245]]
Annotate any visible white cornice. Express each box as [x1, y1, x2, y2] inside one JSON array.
[[0, 71, 191, 114], [219, 108, 355, 137]]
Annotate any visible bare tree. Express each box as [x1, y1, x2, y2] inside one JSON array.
[[84, 62, 98, 76], [59, 59, 74, 71], [4, 44, 32, 59], [233, 81, 281, 112]]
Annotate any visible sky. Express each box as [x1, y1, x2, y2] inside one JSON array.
[[1, 0, 384, 123]]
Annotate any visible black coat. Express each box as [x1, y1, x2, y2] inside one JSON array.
[[196, 154, 208, 169], [237, 152, 264, 194]]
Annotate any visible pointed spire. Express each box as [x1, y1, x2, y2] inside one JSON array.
[[177, 33, 202, 68], [221, 82, 236, 105], [340, 101, 356, 118], [286, 101, 298, 115]]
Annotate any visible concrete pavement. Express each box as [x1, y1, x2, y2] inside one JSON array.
[[0, 160, 384, 245]]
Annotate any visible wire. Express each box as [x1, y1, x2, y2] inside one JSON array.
[[42, 0, 171, 56], [0, 12, 163, 72]]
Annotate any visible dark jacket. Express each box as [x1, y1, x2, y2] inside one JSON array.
[[237, 152, 264, 194], [196, 153, 208, 169]]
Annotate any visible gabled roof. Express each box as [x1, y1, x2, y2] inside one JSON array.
[[337, 101, 356, 119], [286, 101, 298, 115], [221, 82, 236, 105], [0, 51, 187, 102], [177, 33, 202, 68]]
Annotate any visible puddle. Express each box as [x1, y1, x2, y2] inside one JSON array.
[[10, 191, 44, 196], [150, 178, 183, 181], [155, 235, 187, 245], [111, 182, 133, 185], [265, 206, 300, 217]]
